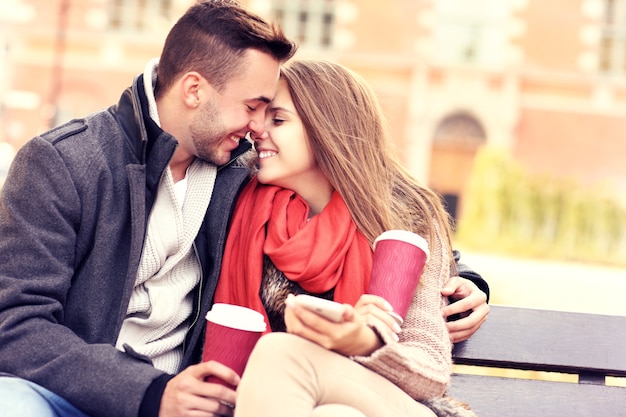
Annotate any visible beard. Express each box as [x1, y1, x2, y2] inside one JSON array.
[[189, 99, 232, 166]]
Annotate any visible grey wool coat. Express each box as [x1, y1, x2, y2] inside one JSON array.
[[0, 74, 252, 417]]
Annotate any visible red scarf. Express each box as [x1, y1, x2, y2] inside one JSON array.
[[214, 178, 373, 330]]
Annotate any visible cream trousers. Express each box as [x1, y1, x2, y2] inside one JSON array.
[[235, 332, 436, 417]]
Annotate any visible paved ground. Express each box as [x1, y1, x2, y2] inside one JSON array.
[[458, 250, 626, 317]]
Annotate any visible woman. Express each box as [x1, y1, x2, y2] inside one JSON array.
[[213, 60, 475, 417]]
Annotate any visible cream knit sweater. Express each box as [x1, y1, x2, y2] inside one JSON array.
[[116, 161, 216, 373], [115, 59, 217, 373]]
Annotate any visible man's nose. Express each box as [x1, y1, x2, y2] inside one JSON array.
[[249, 129, 268, 142], [247, 115, 266, 137]]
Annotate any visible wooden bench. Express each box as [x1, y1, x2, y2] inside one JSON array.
[[448, 305, 626, 417]]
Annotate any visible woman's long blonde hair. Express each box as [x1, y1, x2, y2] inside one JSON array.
[[280, 60, 454, 258]]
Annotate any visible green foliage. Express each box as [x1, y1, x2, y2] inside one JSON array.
[[455, 147, 626, 265]]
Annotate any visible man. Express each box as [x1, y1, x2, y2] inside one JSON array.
[[0, 2, 295, 416], [0, 1, 487, 416]]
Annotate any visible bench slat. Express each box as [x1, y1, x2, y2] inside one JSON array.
[[447, 374, 626, 417], [452, 305, 626, 376]]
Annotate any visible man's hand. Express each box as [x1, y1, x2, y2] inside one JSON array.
[[159, 361, 239, 417], [441, 277, 489, 343]]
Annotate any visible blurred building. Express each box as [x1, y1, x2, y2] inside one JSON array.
[[2, 0, 626, 219]]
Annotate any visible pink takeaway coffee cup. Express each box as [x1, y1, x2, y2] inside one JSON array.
[[368, 230, 430, 324], [202, 303, 267, 389]]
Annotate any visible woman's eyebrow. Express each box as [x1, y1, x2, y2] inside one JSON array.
[[268, 105, 296, 115]]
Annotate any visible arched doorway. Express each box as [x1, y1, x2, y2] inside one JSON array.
[[428, 111, 486, 224]]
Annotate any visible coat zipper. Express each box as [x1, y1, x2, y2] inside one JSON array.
[[182, 242, 203, 355]]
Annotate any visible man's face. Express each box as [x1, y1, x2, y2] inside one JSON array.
[[188, 49, 281, 166]]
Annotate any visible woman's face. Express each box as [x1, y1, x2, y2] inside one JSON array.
[[253, 80, 329, 197]]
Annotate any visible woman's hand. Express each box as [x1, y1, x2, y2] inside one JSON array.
[[284, 294, 400, 356], [353, 294, 402, 341]]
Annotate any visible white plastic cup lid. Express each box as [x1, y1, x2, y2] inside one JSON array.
[[373, 230, 430, 262], [205, 303, 267, 332]]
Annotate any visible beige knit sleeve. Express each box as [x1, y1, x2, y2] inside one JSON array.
[[352, 220, 453, 400]]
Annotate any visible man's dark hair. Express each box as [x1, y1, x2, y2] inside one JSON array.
[[155, 0, 297, 98]]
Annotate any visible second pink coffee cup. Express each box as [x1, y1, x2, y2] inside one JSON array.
[[368, 230, 429, 324]]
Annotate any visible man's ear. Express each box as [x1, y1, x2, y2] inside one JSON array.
[[180, 71, 204, 109]]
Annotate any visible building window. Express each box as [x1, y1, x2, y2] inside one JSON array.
[[271, 0, 335, 50], [433, 112, 487, 149], [109, 0, 173, 32], [432, 0, 511, 68], [429, 112, 486, 223], [599, 0, 626, 74]]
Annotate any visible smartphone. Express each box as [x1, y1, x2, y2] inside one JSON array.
[[292, 294, 345, 323]]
